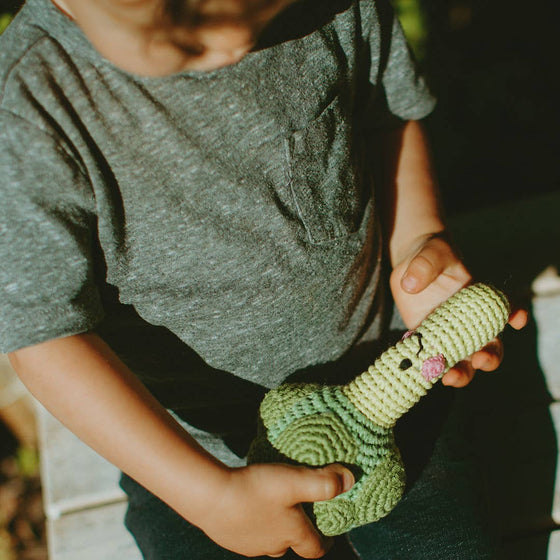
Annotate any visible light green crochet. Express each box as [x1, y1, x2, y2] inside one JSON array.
[[249, 283, 510, 536]]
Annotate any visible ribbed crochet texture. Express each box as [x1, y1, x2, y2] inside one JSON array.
[[249, 284, 510, 536]]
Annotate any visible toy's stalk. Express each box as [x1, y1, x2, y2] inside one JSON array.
[[343, 283, 510, 428]]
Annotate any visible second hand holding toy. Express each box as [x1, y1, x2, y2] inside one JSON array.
[[249, 283, 510, 536]]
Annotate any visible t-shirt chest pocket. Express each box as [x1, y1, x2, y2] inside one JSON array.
[[287, 95, 369, 245]]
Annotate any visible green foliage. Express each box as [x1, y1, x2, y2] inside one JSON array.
[[16, 446, 40, 478], [392, 0, 427, 60], [0, 13, 13, 34]]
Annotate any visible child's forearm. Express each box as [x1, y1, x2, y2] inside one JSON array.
[[9, 333, 357, 557], [378, 119, 447, 266], [8, 333, 229, 527]]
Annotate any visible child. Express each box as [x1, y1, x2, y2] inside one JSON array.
[[0, 0, 526, 558]]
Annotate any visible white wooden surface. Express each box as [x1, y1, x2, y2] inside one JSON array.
[[536, 276, 560, 530], [36, 405, 141, 560], [550, 532, 560, 560], [548, 402, 560, 526], [37, 405, 126, 519], [534, 292, 560, 400], [46, 501, 140, 560]]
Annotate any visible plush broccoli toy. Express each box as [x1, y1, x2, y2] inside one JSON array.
[[249, 283, 510, 536]]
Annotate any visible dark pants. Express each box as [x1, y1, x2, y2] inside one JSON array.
[[120, 384, 497, 559]]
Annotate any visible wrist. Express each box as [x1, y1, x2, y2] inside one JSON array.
[[150, 442, 233, 526]]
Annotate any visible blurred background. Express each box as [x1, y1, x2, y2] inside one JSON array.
[[0, 0, 558, 558], [1, 9, 45, 560], [0, 356, 43, 560], [396, 0, 560, 214]]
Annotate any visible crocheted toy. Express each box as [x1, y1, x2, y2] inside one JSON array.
[[249, 283, 510, 536]]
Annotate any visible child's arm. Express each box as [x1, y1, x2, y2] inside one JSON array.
[[9, 333, 353, 558], [378, 120, 527, 386]]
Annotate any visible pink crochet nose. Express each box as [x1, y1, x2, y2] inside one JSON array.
[[421, 355, 446, 381]]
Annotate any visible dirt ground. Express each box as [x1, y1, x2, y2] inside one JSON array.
[[0, 414, 46, 560]]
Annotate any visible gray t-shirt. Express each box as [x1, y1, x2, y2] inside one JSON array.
[[0, 0, 434, 464]]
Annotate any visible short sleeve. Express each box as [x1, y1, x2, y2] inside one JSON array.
[[0, 111, 104, 353], [363, 0, 436, 124]]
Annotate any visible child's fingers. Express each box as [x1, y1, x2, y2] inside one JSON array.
[[508, 307, 528, 330], [443, 337, 504, 387], [266, 464, 351, 557], [401, 251, 444, 293], [400, 237, 456, 294], [470, 338, 503, 372], [289, 508, 334, 559], [442, 360, 475, 387], [284, 464, 355, 505]]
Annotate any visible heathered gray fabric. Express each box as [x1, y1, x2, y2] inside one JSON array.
[[0, 0, 435, 463]]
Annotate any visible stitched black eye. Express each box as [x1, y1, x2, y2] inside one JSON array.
[[399, 358, 413, 370]]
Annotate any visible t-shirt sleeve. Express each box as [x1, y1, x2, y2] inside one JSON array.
[[0, 111, 104, 353], [364, 0, 436, 125]]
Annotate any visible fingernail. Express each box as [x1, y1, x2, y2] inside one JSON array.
[[341, 469, 355, 492], [442, 371, 457, 386], [328, 464, 355, 492], [402, 275, 417, 292]]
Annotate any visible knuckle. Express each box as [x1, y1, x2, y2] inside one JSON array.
[[409, 254, 440, 279], [411, 253, 434, 272]]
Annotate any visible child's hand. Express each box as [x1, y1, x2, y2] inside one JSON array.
[[390, 233, 527, 388], [196, 462, 354, 558]]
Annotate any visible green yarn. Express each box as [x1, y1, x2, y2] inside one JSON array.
[[249, 283, 511, 536]]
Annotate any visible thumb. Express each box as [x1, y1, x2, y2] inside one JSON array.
[[401, 242, 448, 294], [400, 235, 463, 294], [286, 464, 355, 504]]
